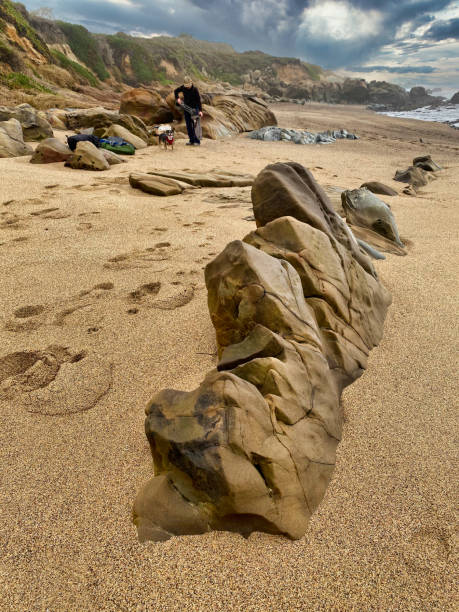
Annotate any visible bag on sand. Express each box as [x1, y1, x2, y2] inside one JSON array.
[[67, 133, 100, 151], [99, 137, 136, 155]]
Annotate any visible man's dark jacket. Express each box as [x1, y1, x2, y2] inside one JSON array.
[[174, 85, 202, 111]]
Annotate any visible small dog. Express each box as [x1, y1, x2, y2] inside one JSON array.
[[158, 128, 175, 151]]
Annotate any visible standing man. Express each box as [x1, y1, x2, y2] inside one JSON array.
[[174, 76, 203, 146]]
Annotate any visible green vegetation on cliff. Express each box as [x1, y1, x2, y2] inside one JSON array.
[[51, 49, 99, 87], [56, 21, 109, 80], [0, 70, 52, 92], [0, 0, 49, 58]]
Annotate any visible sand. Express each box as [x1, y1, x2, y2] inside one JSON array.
[[0, 103, 457, 611]]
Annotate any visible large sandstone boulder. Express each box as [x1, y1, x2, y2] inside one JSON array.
[[200, 95, 277, 139], [30, 138, 72, 164], [106, 124, 147, 149], [65, 107, 149, 142], [341, 188, 404, 248], [65, 141, 110, 171], [134, 163, 391, 542], [0, 104, 53, 141], [0, 119, 33, 158], [120, 88, 173, 125]]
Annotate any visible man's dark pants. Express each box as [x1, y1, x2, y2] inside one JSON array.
[[185, 111, 200, 144]]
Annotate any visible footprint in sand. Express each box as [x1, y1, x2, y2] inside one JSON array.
[[0, 346, 112, 415], [128, 281, 195, 310], [0, 212, 27, 229], [104, 244, 174, 270], [77, 222, 93, 231], [30, 207, 71, 220], [4, 282, 115, 333]]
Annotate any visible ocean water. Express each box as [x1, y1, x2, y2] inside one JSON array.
[[380, 104, 459, 128]]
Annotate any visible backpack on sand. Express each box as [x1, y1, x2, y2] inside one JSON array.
[[99, 137, 136, 155]]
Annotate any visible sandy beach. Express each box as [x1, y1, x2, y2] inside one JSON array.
[[0, 103, 458, 611]]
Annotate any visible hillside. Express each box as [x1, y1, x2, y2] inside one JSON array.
[[0, 0, 443, 110]]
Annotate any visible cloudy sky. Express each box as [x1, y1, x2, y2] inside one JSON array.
[[24, 0, 459, 96]]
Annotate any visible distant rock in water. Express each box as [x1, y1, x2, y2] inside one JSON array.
[[248, 126, 358, 144], [450, 92, 459, 104]]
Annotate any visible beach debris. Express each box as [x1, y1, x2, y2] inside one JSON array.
[[247, 126, 359, 144], [360, 181, 398, 196], [0, 118, 33, 158], [65, 141, 110, 171], [133, 163, 391, 542], [30, 138, 73, 164], [341, 187, 405, 249], [0, 103, 53, 141]]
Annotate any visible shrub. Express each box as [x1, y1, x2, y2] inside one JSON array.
[[51, 49, 99, 87], [57, 22, 109, 80]]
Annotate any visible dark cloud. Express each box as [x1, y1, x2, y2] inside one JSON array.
[[424, 18, 459, 40], [350, 65, 437, 73], [22, 0, 458, 89]]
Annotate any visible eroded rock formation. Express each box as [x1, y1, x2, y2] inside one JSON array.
[[134, 162, 391, 541]]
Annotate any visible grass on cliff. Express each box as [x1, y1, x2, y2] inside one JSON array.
[[0, 1, 50, 58], [51, 49, 99, 87], [108, 33, 172, 85], [0, 70, 53, 93], [57, 21, 110, 81]]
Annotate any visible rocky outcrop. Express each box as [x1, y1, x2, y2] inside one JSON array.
[[133, 162, 391, 541], [248, 126, 358, 144], [0, 119, 33, 158], [120, 88, 173, 124], [341, 188, 405, 252], [65, 108, 149, 142], [360, 182, 398, 196], [65, 141, 110, 171], [0, 104, 53, 141], [450, 92, 459, 104], [199, 95, 276, 138], [30, 138, 72, 163]]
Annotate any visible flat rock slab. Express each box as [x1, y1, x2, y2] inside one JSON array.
[[360, 181, 398, 196], [146, 169, 254, 187], [129, 172, 199, 196]]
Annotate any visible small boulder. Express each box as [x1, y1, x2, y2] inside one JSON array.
[[0, 119, 33, 158], [394, 166, 434, 188], [403, 185, 417, 196], [0, 104, 53, 141], [413, 155, 442, 172], [30, 138, 73, 164], [360, 181, 398, 196], [106, 124, 147, 149], [341, 188, 404, 248], [65, 141, 110, 171]]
